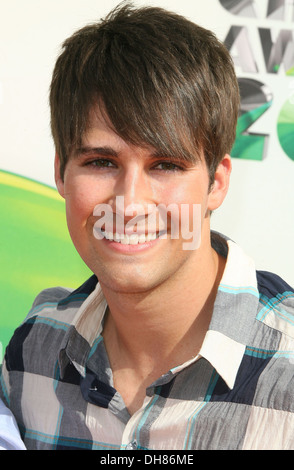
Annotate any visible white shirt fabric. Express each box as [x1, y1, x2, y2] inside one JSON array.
[[0, 399, 26, 450]]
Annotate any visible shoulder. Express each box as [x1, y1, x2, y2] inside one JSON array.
[[257, 270, 294, 300], [24, 285, 74, 320], [241, 271, 294, 421], [4, 275, 98, 374], [256, 270, 294, 339], [25, 274, 99, 321], [28, 273, 97, 313]]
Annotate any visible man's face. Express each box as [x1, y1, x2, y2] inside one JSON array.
[[55, 108, 229, 294]]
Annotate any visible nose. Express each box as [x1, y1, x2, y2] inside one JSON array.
[[113, 164, 154, 223], [117, 163, 149, 203]]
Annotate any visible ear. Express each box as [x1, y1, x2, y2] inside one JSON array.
[[207, 154, 232, 211], [54, 153, 65, 198]]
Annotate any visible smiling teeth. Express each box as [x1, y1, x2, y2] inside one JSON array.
[[103, 231, 157, 244]]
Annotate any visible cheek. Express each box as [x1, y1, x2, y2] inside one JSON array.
[[65, 193, 91, 226], [159, 181, 208, 209], [63, 182, 97, 253], [157, 184, 187, 205], [164, 183, 209, 233], [64, 176, 102, 221]]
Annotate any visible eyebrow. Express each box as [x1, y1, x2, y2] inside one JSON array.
[[75, 146, 119, 158], [74, 144, 196, 164]]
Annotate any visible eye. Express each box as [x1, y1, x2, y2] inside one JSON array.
[[87, 159, 116, 168], [153, 161, 184, 172]]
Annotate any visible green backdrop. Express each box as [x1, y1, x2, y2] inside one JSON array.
[[0, 170, 91, 359]]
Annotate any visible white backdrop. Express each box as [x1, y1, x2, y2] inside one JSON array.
[[1, 0, 293, 286]]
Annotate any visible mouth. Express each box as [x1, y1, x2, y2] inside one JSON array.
[[94, 228, 166, 245]]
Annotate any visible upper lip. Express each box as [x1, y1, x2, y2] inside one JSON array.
[[100, 228, 165, 236]]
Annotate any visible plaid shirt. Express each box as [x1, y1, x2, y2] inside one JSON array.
[[1, 233, 294, 450]]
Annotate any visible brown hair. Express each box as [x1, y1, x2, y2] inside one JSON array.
[[49, 2, 239, 184]]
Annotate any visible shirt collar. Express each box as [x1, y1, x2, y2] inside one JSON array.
[[199, 236, 260, 389], [59, 281, 107, 378]]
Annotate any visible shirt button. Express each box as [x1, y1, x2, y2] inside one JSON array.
[[126, 440, 137, 450]]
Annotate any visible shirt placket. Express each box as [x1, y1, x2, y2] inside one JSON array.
[[120, 395, 157, 450]]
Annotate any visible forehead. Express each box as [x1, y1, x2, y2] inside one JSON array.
[[80, 105, 202, 164], [81, 107, 154, 157], [86, 106, 117, 134], [84, 107, 121, 143]]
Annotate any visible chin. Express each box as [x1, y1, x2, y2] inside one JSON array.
[[96, 266, 163, 295]]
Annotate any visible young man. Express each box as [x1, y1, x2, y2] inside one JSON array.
[[1, 3, 294, 450]]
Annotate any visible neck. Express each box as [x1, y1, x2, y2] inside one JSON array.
[[101, 240, 225, 371], [100, 232, 226, 414]]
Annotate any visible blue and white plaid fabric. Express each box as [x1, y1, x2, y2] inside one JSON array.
[[1, 233, 294, 450]]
